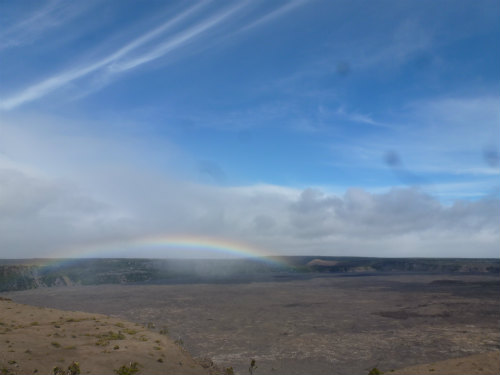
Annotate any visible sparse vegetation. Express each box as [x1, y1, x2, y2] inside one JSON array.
[[54, 362, 80, 375], [225, 367, 235, 375], [249, 359, 257, 375], [67, 362, 81, 375], [114, 362, 140, 375], [95, 330, 126, 346], [1, 366, 15, 375], [51, 341, 61, 348], [368, 368, 383, 375]]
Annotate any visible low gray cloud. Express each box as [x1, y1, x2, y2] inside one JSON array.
[[0, 165, 498, 259], [0, 168, 133, 256]]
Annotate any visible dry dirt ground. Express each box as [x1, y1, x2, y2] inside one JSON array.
[[4, 273, 500, 375], [390, 351, 499, 374], [0, 298, 209, 375]]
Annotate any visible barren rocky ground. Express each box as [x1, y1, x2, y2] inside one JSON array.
[[0, 298, 207, 375], [4, 273, 500, 375]]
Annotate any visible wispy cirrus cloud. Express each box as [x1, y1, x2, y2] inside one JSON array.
[[0, 0, 94, 51], [0, 1, 307, 111], [237, 0, 307, 33], [109, 3, 246, 74], [0, 2, 216, 110]]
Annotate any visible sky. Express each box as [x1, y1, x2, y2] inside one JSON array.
[[0, 0, 499, 259]]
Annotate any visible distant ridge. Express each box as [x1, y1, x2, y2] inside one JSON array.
[[1, 257, 499, 292]]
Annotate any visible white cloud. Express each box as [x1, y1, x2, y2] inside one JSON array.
[[0, 2, 211, 110], [0, 168, 133, 257], [327, 95, 500, 181], [0, 0, 308, 111], [0, 110, 497, 259], [0, 0, 94, 51], [1, 162, 498, 258]]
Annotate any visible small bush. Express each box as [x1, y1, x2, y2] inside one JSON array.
[[96, 331, 126, 346], [114, 362, 140, 375], [368, 368, 383, 375], [67, 362, 81, 375], [249, 359, 257, 375], [51, 341, 61, 348], [53, 362, 80, 375], [1, 366, 15, 375], [225, 367, 235, 375]]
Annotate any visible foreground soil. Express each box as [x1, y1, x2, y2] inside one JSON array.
[[390, 350, 500, 374], [0, 298, 208, 375]]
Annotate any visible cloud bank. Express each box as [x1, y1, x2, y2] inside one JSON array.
[[1, 165, 497, 259]]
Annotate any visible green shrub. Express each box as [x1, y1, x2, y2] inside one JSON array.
[[95, 331, 126, 346], [67, 362, 80, 375], [52, 363, 80, 375], [114, 362, 140, 375], [249, 359, 257, 375], [368, 368, 383, 375]]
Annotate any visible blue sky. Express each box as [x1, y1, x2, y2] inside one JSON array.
[[0, 0, 499, 258]]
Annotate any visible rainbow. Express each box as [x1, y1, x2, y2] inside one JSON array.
[[44, 234, 287, 267]]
